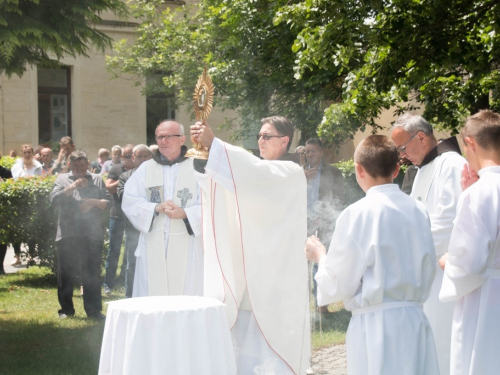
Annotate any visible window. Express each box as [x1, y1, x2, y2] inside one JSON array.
[[37, 67, 72, 144], [146, 73, 175, 145]]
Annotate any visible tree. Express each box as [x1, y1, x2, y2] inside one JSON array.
[[276, 0, 500, 141], [0, 0, 127, 77], [109, 0, 500, 146], [107, 0, 346, 144]]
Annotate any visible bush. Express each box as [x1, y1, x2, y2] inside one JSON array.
[[0, 176, 58, 270], [0, 156, 18, 169], [0, 174, 111, 274]]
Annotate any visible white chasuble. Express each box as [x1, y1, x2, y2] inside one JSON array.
[[196, 138, 310, 375], [316, 184, 439, 375], [122, 158, 203, 298], [411, 151, 464, 375], [440, 166, 500, 375]]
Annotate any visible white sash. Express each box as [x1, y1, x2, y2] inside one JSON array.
[[145, 158, 196, 296], [411, 158, 439, 204], [351, 301, 422, 316]]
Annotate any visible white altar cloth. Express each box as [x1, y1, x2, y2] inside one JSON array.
[[98, 296, 236, 375]]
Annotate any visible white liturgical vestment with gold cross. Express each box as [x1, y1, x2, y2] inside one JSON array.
[[196, 138, 310, 375], [122, 157, 203, 297]]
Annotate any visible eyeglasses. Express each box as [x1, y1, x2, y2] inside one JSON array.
[[396, 133, 418, 153], [156, 135, 183, 142], [122, 154, 133, 159], [256, 134, 286, 141]]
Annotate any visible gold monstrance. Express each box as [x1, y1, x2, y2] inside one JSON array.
[[185, 65, 215, 159]]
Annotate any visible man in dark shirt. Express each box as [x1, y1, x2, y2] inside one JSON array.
[[103, 144, 134, 294], [116, 144, 153, 297], [50, 150, 109, 319], [52, 136, 75, 175]]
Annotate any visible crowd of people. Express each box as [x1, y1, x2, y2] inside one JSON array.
[[1, 109, 499, 375]]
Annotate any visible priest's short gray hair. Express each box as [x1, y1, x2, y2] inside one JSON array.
[[156, 120, 185, 135], [392, 113, 433, 136]]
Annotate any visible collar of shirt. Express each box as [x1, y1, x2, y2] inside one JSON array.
[[418, 136, 461, 168], [154, 146, 188, 166], [366, 183, 400, 196], [478, 165, 500, 177]]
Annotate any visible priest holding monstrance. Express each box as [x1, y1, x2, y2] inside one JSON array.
[[121, 120, 203, 298], [190, 114, 311, 373]]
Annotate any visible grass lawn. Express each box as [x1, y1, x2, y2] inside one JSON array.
[[311, 302, 351, 348], [0, 267, 124, 375], [0, 266, 349, 374]]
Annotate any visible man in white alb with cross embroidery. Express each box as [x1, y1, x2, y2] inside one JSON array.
[[122, 120, 203, 297]]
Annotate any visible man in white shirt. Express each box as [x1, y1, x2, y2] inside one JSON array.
[[391, 113, 464, 375]]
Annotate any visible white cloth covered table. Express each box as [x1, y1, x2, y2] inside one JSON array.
[[98, 296, 236, 375]]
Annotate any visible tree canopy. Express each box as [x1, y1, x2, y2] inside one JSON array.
[[108, 0, 500, 146], [108, 0, 339, 142], [277, 0, 500, 141], [0, 0, 127, 77]]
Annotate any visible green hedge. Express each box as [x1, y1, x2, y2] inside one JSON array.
[[0, 174, 111, 273], [0, 157, 404, 273], [0, 156, 18, 169], [0, 176, 58, 270]]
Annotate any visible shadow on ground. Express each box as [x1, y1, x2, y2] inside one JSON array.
[[0, 318, 105, 375]]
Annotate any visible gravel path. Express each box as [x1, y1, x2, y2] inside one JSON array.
[[311, 344, 347, 375]]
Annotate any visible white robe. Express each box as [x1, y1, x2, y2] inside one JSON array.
[[440, 166, 500, 375], [122, 159, 203, 297], [316, 184, 439, 375], [411, 150, 465, 375], [196, 138, 310, 375]]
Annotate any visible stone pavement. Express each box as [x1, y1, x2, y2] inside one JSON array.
[[311, 344, 347, 375]]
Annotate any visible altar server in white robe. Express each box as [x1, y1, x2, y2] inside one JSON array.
[[306, 135, 439, 375], [122, 120, 203, 297], [392, 113, 465, 374], [190, 116, 310, 375], [439, 109, 500, 375]]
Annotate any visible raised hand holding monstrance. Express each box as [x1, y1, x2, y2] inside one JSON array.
[[186, 65, 214, 159]]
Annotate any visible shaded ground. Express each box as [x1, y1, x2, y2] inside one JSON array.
[[2, 250, 349, 374]]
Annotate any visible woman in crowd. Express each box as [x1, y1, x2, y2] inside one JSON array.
[[11, 144, 43, 180]]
